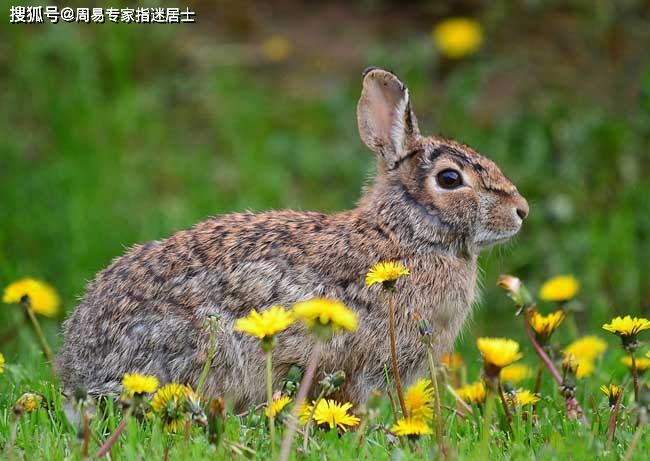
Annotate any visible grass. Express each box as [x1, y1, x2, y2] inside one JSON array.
[[1, 1, 650, 459]]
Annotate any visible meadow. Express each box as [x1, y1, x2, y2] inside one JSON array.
[[1, 1, 649, 459]]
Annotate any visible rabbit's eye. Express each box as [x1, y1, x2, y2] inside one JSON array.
[[436, 169, 463, 189]]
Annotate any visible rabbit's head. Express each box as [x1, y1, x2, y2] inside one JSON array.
[[357, 68, 528, 255]]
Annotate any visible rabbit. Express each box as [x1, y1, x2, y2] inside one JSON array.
[[57, 68, 528, 410]]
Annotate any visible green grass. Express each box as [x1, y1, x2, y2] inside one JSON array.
[[1, 1, 650, 459]]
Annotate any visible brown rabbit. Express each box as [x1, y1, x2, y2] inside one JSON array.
[[57, 68, 528, 409]]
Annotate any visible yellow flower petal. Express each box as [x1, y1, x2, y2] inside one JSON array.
[[303, 399, 360, 432], [476, 337, 522, 370], [602, 315, 650, 337], [292, 298, 358, 333], [391, 418, 433, 437], [500, 364, 533, 384], [365, 261, 410, 288], [265, 396, 292, 418], [234, 305, 295, 340], [3, 278, 61, 317], [539, 275, 579, 302], [529, 310, 565, 339], [404, 379, 435, 421], [456, 381, 487, 406], [122, 372, 159, 396], [432, 17, 483, 59], [562, 336, 608, 361]]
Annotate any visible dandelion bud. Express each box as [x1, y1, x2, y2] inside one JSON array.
[[282, 365, 302, 397], [320, 370, 346, 396], [497, 275, 533, 310], [418, 318, 433, 338], [74, 386, 88, 404], [207, 397, 225, 446]]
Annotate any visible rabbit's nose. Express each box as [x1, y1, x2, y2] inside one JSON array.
[[514, 195, 529, 220]]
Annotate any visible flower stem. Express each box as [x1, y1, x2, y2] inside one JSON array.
[[302, 389, 326, 452], [23, 302, 55, 372], [523, 313, 589, 427], [388, 292, 407, 418], [497, 383, 514, 436], [266, 350, 276, 460], [480, 392, 495, 455], [94, 406, 133, 458], [607, 387, 624, 450], [196, 316, 220, 395], [383, 364, 399, 422], [279, 342, 322, 461], [426, 346, 444, 448], [630, 352, 639, 402]]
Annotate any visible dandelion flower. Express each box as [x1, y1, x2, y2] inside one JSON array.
[[508, 389, 540, 407], [600, 384, 624, 407], [292, 298, 358, 334], [500, 364, 533, 384], [432, 17, 483, 59], [121, 372, 159, 396], [602, 315, 650, 351], [456, 381, 487, 406], [391, 418, 433, 437], [265, 395, 291, 418], [562, 336, 608, 361], [365, 261, 410, 290], [621, 356, 650, 373], [151, 383, 195, 433], [3, 278, 60, 317], [303, 399, 360, 432], [235, 305, 295, 341], [529, 310, 565, 342], [0, 352, 4, 374], [539, 275, 579, 302], [575, 358, 595, 378], [440, 352, 464, 371], [404, 378, 435, 421], [476, 337, 522, 377], [15, 393, 43, 412]]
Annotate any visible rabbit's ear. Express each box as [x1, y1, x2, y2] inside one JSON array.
[[357, 68, 420, 168]]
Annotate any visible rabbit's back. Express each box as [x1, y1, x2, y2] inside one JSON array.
[[57, 209, 407, 401]]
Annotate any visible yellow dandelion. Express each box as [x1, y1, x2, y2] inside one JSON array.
[[121, 372, 159, 396], [235, 305, 295, 340], [391, 418, 433, 437], [600, 384, 624, 407], [3, 278, 60, 317], [16, 393, 43, 412], [539, 275, 579, 302], [621, 356, 650, 372], [265, 396, 291, 418], [476, 337, 522, 373], [404, 379, 435, 421], [529, 310, 565, 340], [261, 35, 292, 62], [576, 358, 595, 378], [305, 399, 360, 432], [603, 315, 650, 337], [500, 364, 533, 384], [456, 381, 487, 406], [432, 17, 483, 59], [508, 389, 540, 407], [365, 261, 410, 289], [151, 383, 195, 433], [440, 352, 464, 371], [563, 336, 608, 361], [0, 352, 4, 374], [292, 298, 358, 333]]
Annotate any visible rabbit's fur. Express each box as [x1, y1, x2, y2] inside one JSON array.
[[57, 68, 528, 409]]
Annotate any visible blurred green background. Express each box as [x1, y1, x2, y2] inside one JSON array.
[[1, 0, 649, 364]]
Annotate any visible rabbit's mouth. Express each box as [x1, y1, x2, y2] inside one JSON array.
[[474, 227, 521, 249]]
